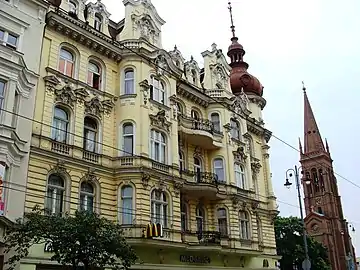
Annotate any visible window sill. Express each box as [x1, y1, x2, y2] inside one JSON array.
[[119, 94, 137, 99], [149, 99, 170, 110]]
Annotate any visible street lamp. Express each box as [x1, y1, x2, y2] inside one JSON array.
[[284, 165, 311, 270]]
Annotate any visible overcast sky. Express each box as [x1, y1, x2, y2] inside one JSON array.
[[100, 0, 360, 252]]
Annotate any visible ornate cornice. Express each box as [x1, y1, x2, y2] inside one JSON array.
[[46, 11, 122, 61], [247, 118, 272, 143], [176, 80, 209, 108]]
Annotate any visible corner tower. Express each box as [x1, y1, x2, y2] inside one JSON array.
[[299, 83, 355, 270]]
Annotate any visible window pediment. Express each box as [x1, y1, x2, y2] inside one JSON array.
[[149, 109, 171, 132]]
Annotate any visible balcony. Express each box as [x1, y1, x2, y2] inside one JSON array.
[[178, 115, 222, 149], [180, 170, 225, 199]]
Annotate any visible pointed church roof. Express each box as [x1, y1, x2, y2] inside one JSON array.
[[303, 83, 325, 154]]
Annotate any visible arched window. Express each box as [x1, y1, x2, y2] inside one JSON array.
[[210, 112, 221, 133], [319, 169, 325, 191], [122, 123, 134, 156], [124, 69, 134, 94], [59, 48, 74, 77], [263, 259, 269, 267], [306, 171, 313, 195], [179, 151, 185, 172], [239, 211, 249, 239], [191, 109, 200, 120], [150, 130, 166, 163], [94, 13, 102, 31], [151, 189, 168, 227], [176, 102, 183, 115], [213, 158, 225, 183], [312, 168, 320, 192], [180, 201, 188, 231], [87, 61, 101, 90], [69, 1, 77, 14], [217, 208, 228, 236], [52, 106, 69, 143], [79, 182, 94, 212], [83, 117, 98, 152], [191, 69, 197, 84], [196, 205, 205, 233], [46, 174, 65, 215], [194, 157, 202, 183], [150, 76, 166, 104], [121, 185, 134, 225], [235, 163, 246, 189], [230, 119, 240, 140]]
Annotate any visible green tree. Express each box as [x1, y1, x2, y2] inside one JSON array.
[[4, 206, 137, 270], [275, 216, 330, 270]]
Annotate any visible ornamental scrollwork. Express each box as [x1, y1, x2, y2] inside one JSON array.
[[141, 172, 150, 189], [54, 85, 77, 107], [251, 159, 262, 175], [149, 110, 171, 132], [173, 182, 183, 197], [81, 167, 98, 183], [85, 96, 104, 117], [233, 146, 247, 163], [139, 79, 150, 105], [51, 159, 67, 175]]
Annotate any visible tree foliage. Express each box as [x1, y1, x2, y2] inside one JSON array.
[[4, 206, 137, 270], [275, 216, 331, 270]]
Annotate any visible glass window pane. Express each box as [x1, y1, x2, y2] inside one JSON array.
[[7, 34, 17, 47], [0, 81, 5, 96], [125, 70, 134, 79], [123, 124, 133, 134], [122, 186, 133, 197], [81, 182, 93, 193], [60, 49, 73, 61], [0, 30, 4, 41], [48, 175, 64, 187], [123, 136, 133, 155]]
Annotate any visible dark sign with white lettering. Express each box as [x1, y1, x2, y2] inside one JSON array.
[[180, 255, 211, 264], [44, 240, 53, 252]]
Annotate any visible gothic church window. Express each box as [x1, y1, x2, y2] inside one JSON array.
[[319, 169, 325, 191], [312, 168, 320, 192]]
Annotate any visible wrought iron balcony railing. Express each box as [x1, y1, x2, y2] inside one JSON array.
[[179, 115, 215, 134], [197, 231, 221, 245], [180, 169, 218, 185]]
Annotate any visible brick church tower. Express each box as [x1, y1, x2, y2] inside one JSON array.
[[299, 84, 356, 270]]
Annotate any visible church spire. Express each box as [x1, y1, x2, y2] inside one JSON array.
[[302, 82, 325, 154]]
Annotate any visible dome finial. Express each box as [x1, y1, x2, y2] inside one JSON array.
[[228, 2, 236, 38]]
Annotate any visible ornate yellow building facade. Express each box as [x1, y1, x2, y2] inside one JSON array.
[[23, 0, 279, 269]]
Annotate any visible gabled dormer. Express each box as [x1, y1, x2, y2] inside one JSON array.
[[59, 0, 87, 21], [184, 56, 201, 88], [169, 45, 185, 71], [120, 0, 165, 48], [86, 0, 111, 37], [201, 43, 232, 93]]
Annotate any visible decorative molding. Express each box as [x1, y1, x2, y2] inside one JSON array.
[[251, 159, 262, 175], [131, 13, 160, 46], [230, 89, 251, 118], [141, 172, 150, 189], [139, 79, 150, 105], [54, 84, 77, 107], [85, 96, 104, 116], [81, 167, 99, 183], [233, 147, 247, 163], [51, 159, 68, 175], [155, 54, 168, 76], [149, 110, 171, 132], [173, 182, 183, 197], [169, 45, 185, 69]]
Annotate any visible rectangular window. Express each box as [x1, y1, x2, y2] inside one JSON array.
[[11, 92, 19, 128], [0, 163, 7, 216], [0, 81, 5, 113], [0, 29, 18, 49]]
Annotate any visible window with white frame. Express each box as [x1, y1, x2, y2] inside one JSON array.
[[69, 1, 77, 14], [196, 205, 205, 233], [213, 158, 225, 183], [52, 106, 69, 143], [150, 130, 166, 163], [0, 29, 18, 49], [210, 112, 221, 133], [235, 163, 246, 189], [79, 182, 94, 212], [194, 157, 202, 183], [94, 14, 102, 31], [239, 211, 250, 239], [0, 81, 5, 112], [83, 117, 98, 152], [124, 69, 135, 94], [122, 123, 134, 156], [179, 151, 185, 172], [230, 119, 240, 140], [217, 208, 228, 236], [87, 61, 101, 90], [59, 48, 74, 77], [121, 185, 134, 225], [150, 76, 166, 104], [181, 201, 188, 231], [151, 189, 168, 227], [46, 174, 65, 215]]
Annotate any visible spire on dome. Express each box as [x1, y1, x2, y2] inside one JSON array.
[[303, 82, 325, 154], [299, 137, 303, 154], [228, 2, 236, 38]]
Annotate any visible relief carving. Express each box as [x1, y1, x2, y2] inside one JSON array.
[[139, 79, 150, 105], [141, 172, 150, 189], [231, 89, 250, 117], [81, 167, 98, 183], [173, 182, 183, 197], [54, 85, 77, 107], [169, 45, 185, 68], [132, 14, 159, 45], [44, 75, 61, 92], [149, 110, 171, 132], [73, 88, 89, 103], [211, 65, 227, 88], [251, 160, 262, 175], [51, 159, 67, 175], [85, 96, 104, 117], [233, 147, 247, 163], [155, 55, 168, 76]]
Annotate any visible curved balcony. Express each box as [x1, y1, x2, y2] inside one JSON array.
[[180, 170, 225, 199], [178, 115, 222, 149]]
